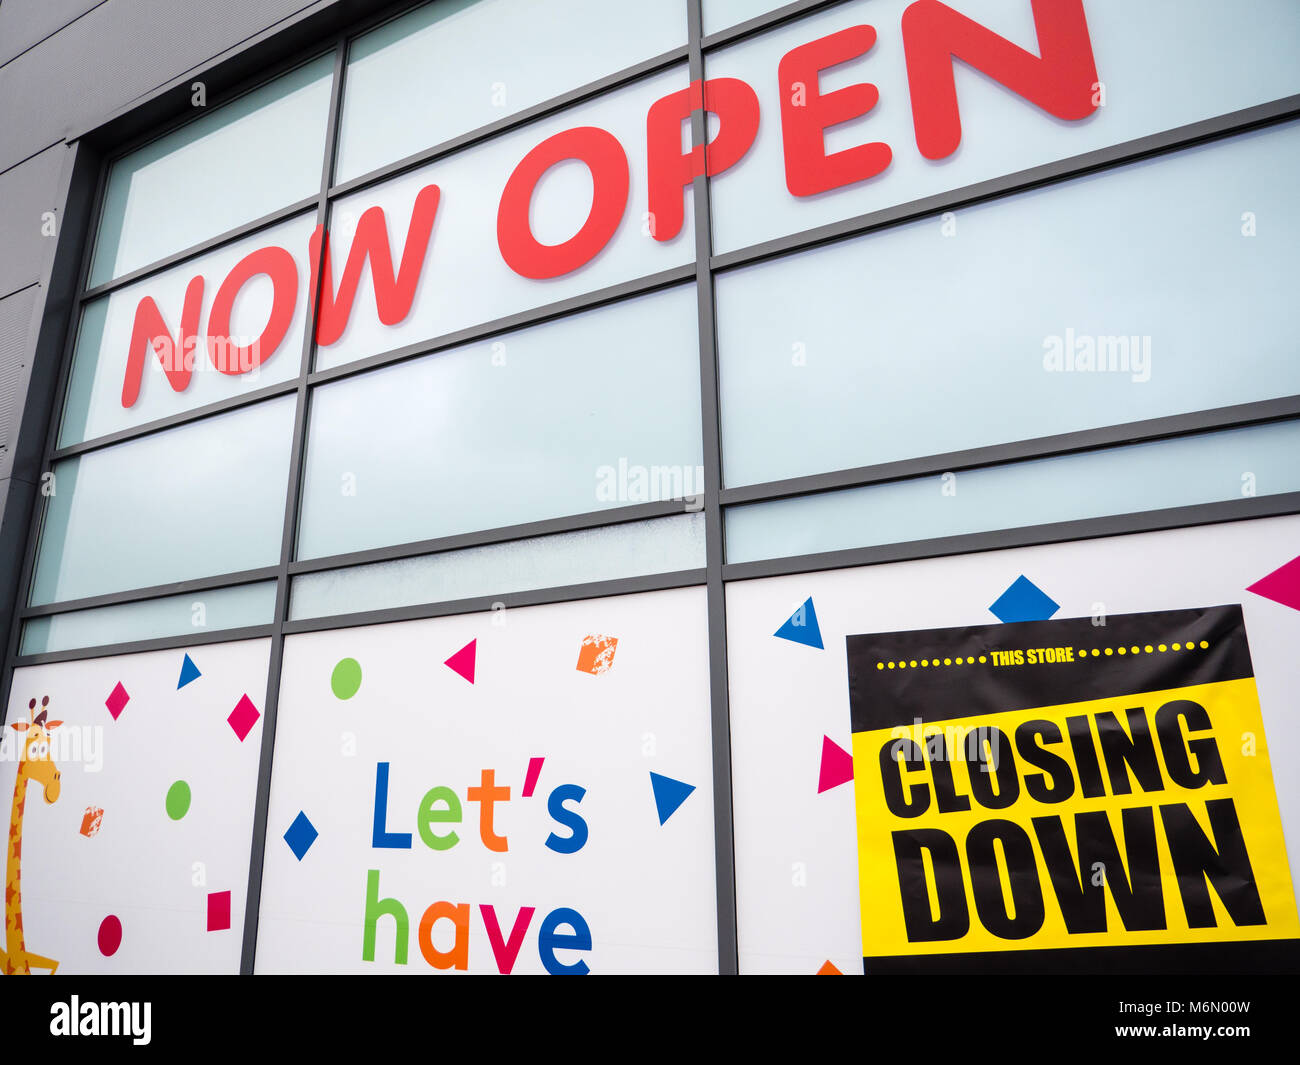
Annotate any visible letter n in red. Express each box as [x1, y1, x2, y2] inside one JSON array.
[[902, 0, 1099, 160], [120, 275, 204, 408]]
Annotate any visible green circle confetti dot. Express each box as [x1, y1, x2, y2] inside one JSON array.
[[331, 657, 362, 700], [165, 780, 191, 821]]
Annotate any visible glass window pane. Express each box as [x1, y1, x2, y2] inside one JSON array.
[[706, 0, 1300, 253], [32, 398, 296, 605], [725, 420, 1300, 563], [717, 120, 1300, 488], [63, 213, 316, 446], [703, 0, 786, 35], [298, 286, 703, 559], [317, 65, 692, 370], [21, 582, 276, 655], [337, 0, 686, 183], [290, 513, 705, 620], [89, 55, 334, 286]]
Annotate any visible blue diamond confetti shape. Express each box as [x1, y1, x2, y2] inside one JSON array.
[[283, 811, 319, 861], [989, 575, 1060, 623]]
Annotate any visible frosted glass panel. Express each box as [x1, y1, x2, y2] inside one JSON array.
[[291, 513, 705, 619], [337, 0, 685, 182], [703, 0, 786, 35], [90, 55, 333, 286], [21, 583, 276, 655], [317, 65, 692, 369], [298, 286, 703, 559], [725, 421, 1300, 563], [706, 0, 1300, 253], [32, 398, 295, 605], [63, 213, 315, 446], [717, 120, 1300, 488]]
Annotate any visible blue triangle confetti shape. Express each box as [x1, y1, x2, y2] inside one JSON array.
[[774, 596, 824, 649], [283, 811, 319, 861], [650, 772, 695, 826], [989, 575, 1060, 623], [177, 652, 202, 690]]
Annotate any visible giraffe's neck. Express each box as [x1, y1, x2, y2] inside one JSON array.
[[6, 769, 28, 965]]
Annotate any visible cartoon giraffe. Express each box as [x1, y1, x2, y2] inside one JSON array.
[[2, 696, 62, 975]]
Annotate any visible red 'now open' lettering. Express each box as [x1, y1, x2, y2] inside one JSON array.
[[120, 0, 1096, 410]]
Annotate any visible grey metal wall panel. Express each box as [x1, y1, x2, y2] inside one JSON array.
[[0, 143, 65, 300], [0, 0, 324, 171], [0, 283, 39, 465], [0, 0, 107, 66]]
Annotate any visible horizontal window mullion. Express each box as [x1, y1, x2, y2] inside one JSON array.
[[720, 396, 1300, 506], [305, 265, 696, 388], [290, 500, 701, 575], [721, 494, 1300, 581], [328, 44, 690, 201], [701, 0, 850, 49], [282, 568, 707, 636], [51, 379, 302, 461], [13, 624, 276, 667], [79, 195, 319, 304], [22, 567, 283, 618]]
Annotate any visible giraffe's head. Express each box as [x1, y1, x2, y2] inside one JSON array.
[[12, 696, 62, 804]]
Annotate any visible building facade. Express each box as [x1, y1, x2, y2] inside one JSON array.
[[0, 0, 1298, 974]]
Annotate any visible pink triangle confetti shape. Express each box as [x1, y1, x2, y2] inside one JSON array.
[[445, 638, 476, 684], [818, 735, 854, 793], [1247, 555, 1300, 613]]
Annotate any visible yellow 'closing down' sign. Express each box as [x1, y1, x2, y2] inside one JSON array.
[[846, 605, 1299, 972]]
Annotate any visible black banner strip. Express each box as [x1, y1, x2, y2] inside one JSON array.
[[848, 605, 1254, 734], [864, 937, 1300, 975]]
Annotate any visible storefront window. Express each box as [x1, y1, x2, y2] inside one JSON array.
[[298, 286, 703, 558], [318, 64, 694, 370], [89, 54, 334, 286], [290, 513, 704, 619], [703, 0, 787, 36], [21, 582, 276, 654], [31, 398, 295, 604], [336, 0, 686, 183], [716, 120, 1300, 488], [63, 213, 316, 445], [705, 0, 1300, 254], [725, 419, 1300, 563]]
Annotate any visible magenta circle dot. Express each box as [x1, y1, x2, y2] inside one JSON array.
[[97, 915, 122, 956]]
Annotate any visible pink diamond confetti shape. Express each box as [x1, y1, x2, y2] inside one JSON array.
[[227, 694, 260, 742], [207, 890, 231, 932], [105, 682, 129, 720]]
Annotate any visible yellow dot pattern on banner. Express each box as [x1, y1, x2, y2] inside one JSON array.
[[874, 639, 1211, 671]]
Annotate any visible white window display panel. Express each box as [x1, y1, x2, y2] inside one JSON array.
[[256, 587, 718, 974], [705, 0, 1300, 254], [0, 638, 271, 973], [726, 514, 1300, 973]]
